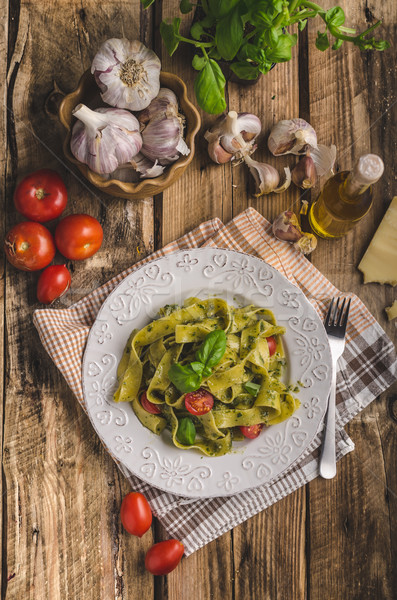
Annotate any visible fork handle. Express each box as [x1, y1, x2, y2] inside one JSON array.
[[319, 364, 337, 479]]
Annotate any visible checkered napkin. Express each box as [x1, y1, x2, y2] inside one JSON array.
[[33, 208, 397, 556]]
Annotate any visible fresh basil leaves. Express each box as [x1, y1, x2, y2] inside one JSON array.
[[243, 382, 261, 397], [169, 329, 227, 394], [177, 417, 196, 445]]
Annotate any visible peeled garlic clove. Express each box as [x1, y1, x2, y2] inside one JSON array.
[[268, 118, 317, 156], [138, 88, 179, 125], [272, 211, 303, 243], [91, 38, 161, 111], [310, 144, 337, 176], [141, 113, 189, 164], [291, 153, 317, 189], [71, 104, 142, 174]]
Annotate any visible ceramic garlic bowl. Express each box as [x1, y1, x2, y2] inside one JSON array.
[[59, 70, 201, 200]]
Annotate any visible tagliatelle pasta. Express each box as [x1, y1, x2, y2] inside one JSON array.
[[114, 297, 300, 456]]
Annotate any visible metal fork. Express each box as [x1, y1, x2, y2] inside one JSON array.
[[320, 297, 351, 479]]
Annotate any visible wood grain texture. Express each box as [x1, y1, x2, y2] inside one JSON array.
[[2, 1, 154, 599], [2, 0, 396, 599], [306, 2, 397, 599]]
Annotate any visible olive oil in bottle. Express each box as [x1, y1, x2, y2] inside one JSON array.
[[309, 154, 384, 239]]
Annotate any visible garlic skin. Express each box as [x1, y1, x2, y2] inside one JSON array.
[[310, 144, 337, 176], [91, 38, 161, 111], [272, 211, 317, 255], [132, 154, 165, 178], [291, 152, 317, 189], [141, 114, 190, 165], [245, 155, 291, 196], [207, 139, 233, 164], [139, 88, 179, 124], [205, 111, 261, 162], [268, 118, 317, 156], [71, 104, 142, 174]]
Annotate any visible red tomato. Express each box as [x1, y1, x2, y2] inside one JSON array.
[[185, 388, 214, 416], [145, 540, 184, 576], [55, 214, 103, 260], [120, 492, 152, 537], [37, 265, 71, 304], [267, 336, 277, 357], [141, 391, 162, 415], [239, 424, 264, 439], [14, 169, 67, 222], [4, 222, 56, 271]]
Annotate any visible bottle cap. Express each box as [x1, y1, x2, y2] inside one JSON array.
[[353, 154, 384, 185]]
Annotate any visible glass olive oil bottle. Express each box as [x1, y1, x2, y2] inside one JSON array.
[[309, 154, 384, 238]]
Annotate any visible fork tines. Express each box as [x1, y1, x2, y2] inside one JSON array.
[[325, 297, 351, 333]]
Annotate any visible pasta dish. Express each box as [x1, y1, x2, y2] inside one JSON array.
[[114, 297, 300, 456]]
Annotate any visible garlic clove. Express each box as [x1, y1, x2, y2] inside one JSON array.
[[207, 138, 233, 164], [268, 118, 317, 156], [272, 211, 317, 255], [205, 110, 262, 161], [291, 153, 317, 189], [310, 144, 337, 176], [272, 211, 303, 243], [91, 38, 161, 111], [138, 88, 179, 124], [244, 155, 280, 196], [71, 104, 142, 174]]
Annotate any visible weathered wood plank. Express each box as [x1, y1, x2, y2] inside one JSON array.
[[3, 1, 155, 598], [0, 0, 9, 594], [306, 1, 397, 598]]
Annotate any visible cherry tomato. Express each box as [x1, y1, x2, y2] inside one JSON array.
[[267, 336, 277, 357], [37, 265, 71, 304], [55, 214, 103, 260], [120, 492, 152, 538], [145, 539, 184, 576], [185, 388, 214, 416], [141, 391, 162, 415], [239, 424, 264, 439], [14, 169, 67, 222], [4, 222, 56, 271]]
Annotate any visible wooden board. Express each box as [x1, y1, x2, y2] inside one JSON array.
[[2, 0, 396, 598]]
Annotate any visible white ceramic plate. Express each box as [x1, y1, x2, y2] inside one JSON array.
[[82, 248, 332, 498]]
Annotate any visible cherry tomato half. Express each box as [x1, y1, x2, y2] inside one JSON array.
[[239, 424, 264, 439], [141, 391, 162, 415], [120, 492, 152, 538], [4, 222, 56, 271], [37, 265, 71, 304], [14, 169, 67, 222], [55, 214, 103, 260], [267, 336, 277, 357], [185, 388, 214, 416], [145, 539, 184, 576]]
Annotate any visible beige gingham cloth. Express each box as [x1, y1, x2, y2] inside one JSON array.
[[33, 208, 397, 556]]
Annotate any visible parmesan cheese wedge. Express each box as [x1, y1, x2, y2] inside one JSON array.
[[385, 300, 397, 321], [358, 197, 397, 286]]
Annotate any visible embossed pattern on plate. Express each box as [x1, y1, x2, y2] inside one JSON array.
[[82, 248, 332, 498]]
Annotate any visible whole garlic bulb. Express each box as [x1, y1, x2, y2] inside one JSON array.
[[91, 38, 161, 111], [268, 118, 317, 156], [141, 114, 190, 165], [139, 88, 179, 125], [71, 104, 142, 174]]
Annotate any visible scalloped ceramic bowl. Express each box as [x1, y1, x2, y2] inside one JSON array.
[[59, 70, 201, 200]]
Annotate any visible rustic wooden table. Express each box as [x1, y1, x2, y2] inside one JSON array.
[[1, 1, 396, 598]]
